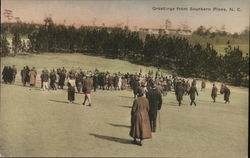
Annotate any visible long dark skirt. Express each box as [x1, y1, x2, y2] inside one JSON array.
[[68, 86, 75, 101]]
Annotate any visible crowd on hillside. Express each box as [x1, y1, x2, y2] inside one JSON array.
[[2, 66, 231, 105]]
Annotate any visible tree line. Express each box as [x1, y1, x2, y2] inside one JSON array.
[[1, 18, 249, 87]]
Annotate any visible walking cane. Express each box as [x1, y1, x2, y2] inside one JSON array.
[[158, 110, 161, 132]]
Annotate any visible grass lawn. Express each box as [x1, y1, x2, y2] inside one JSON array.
[[0, 53, 248, 157], [214, 44, 249, 56]]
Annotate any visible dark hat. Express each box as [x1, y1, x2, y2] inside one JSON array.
[[137, 88, 144, 97]]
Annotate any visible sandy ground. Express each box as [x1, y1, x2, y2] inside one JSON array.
[[0, 77, 248, 157]]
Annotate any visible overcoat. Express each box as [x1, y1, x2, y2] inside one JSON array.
[[146, 88, 162, 121], [224, 87, 231, 102], [188, 86, 198, 100], [130, 97, 152, 139], [211, 86, 218, 98], [83, 77, 93, 94], [29, 70, 37, 85]]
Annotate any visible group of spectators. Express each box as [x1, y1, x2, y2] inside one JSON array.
[[2, 65, 17, 84]]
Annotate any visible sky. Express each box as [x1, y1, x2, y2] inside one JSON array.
[[1, 0, 249, 33]]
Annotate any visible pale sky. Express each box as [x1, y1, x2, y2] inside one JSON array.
[[1, 0, 249, 33]]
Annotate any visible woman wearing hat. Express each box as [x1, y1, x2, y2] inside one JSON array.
[[130, 89, 152, 146], [67, 76, 76, 103]]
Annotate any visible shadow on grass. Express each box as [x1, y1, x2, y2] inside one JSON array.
[[89, 133, 132, 145], [49, 99, 81, 105], [107, 123, 130, 128]]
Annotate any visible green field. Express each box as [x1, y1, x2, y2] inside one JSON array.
[[214, 44, 249, 56], [0, 53, 248, 157], [1, 53, 170, 75]]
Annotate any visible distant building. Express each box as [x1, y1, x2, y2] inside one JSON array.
[[138, 28, 169, 35]]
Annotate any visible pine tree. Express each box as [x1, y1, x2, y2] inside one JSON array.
[[0, 34, 10, 56], [12, 32, 22, 55]]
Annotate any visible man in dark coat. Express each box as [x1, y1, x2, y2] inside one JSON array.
[[7, 66, 13, 84], [59, 70, 66, 89], [133, 78, 140, 98], [113, 74, 119, 90], [75, 72, 83, 93], [223, 85, 231, 104], [211, 83, 218, 103], [130, 88, 152, 146], [50, 70, 57, 90], [201, 80, 206, 91], [107, 74, 113, 90], [12, 65, 17, 84], [188, 83, 199, 106], [82, 74, 93, 106], [99, 72, 106, 90], [146, 82, 162, 132], [175, 81, 185, 106], [93, 73, 99, 92], [2, 66, 8, 83], [21, 66, 27, 86]]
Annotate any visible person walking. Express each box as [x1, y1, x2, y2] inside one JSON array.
[[188, 82, 199, 106], [82, 74, 93, 107], [146, 82, 162, 132], [67, 76, 76, 103], [130, 88, 152, 146], [29, 67, 37, 88], [211, 83, 218, 103]]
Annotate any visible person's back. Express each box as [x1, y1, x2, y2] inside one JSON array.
[[189, 85, 198, 96], [83, 77, 93, 93], [146, 86, 162, 132], [146, 88, 162, 111], [211, 86, 218, 96]]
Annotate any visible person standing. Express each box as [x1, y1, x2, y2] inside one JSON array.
[[29, 67, 37, 88], [133, 78, 140, 98], [21, 66, 27, 86], [175, 81, 185, 106], [211, 83, 218, 103], [130, 89, 152, 146], [93, 73, 99, 92], [82, 74, 93, 107], [12, 65, 17, 84], [7, 66, 13, 84], [41, 70, 49, 91], [201, 80, 206, 91], [188, 83, 199, 106], [223, 85, 231, 104], [67, 76, 76, 103], [146, 82, 162, 132], [2, 66, 8, 84], [76, 72, 83, 93], [107, 74, 113, 90], [50, 69, 57, 90], [59, 70, 66, 89]]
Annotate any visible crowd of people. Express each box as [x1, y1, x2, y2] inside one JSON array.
[[1, 65, 17, 84], [1, 66, 232, 146]]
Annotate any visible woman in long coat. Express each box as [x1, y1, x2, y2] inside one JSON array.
[[130, 89, 152, 146], [29, 67, 37, 87], [67, 76, 76, 103]]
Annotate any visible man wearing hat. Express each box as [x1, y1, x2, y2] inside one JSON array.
[[12, 65, 17, 83], [82, 73, 93, 106], [211, 83, 218, 103], [146, 82, 162, 132], [188, 82, 199, 106]]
